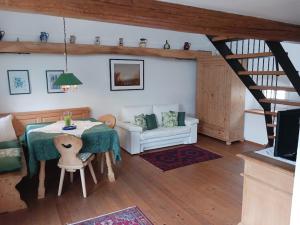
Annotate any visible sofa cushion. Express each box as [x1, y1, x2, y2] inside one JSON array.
[[0, 148, 22, 173], [0, 115, 17, 142], [178, 112, 186, 126], [0, 139, 22, 173], [145, 114, 158, 130], [121, 105, 153, 123], [134, 114, 147, 131], [162, 111, 178, 127], [141, 126, 190, 140], [153, 104, 179, 126]]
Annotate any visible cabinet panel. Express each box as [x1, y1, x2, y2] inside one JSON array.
[[196, 56, 245, 144]]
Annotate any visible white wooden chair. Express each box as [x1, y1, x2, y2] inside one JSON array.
[[54, 134, 97, 198]]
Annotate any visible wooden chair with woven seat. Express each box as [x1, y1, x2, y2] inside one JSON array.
[[98, 114, 117, 173], [54, 134, 97, 198]]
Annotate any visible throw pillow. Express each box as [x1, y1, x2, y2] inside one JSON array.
[[162, 111, 178, 127], [177, 112, 186, 126], [134, 114, 147, 131], [0, 115, 17, 142], [145, 114, 158, 130]]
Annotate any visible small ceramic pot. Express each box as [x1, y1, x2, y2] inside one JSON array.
[[0, 30, 5, 41], [95, 36, 101, 45], [119, 38, 124, 47], [40, 32, 49, 43], [184, 42, 191, 50], [163, 40, 170, 49], [70, 35, 76, 44], [139, 38, 148, 48]]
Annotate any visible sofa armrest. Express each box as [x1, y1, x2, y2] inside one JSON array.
[[185, 117, 199, 126], [116, 121, 143, 132]]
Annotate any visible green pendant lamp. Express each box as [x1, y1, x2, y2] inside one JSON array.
[[54, 17, 82, 92]]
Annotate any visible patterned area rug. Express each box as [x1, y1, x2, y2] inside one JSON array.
[[140, 145, 222, 171], [69, 206, 153, 225]]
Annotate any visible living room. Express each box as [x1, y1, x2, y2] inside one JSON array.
[[0, 1, 300, 225]]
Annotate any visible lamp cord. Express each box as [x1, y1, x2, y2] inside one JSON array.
[[63, 17, 68, 72]]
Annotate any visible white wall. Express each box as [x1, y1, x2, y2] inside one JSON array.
[[0, 11, 215, 118]]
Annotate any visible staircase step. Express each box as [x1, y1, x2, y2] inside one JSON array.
[[245, 109, 277, 116], [226, 52, 274, 59], [249, 85, 296, 92], [238, 71, 286, 76], [211, 36, 240, 42], [259, 98, 300, 106], [265, 111, 278, 116], [267, 123, 277, 128]]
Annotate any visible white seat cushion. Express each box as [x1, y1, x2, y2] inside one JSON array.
[[120, 105, 153, 123], [0, 115, 17, 142], [141, 126, 190, 140], [153, 104, 179, 126]]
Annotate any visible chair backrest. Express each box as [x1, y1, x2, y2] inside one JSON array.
[[98, 114, 116, 128], [54, 134, 83, 167]]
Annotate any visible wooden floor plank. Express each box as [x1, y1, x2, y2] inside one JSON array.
[[0, 135, 263, 225]]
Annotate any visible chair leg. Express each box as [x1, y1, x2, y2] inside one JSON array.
[[70, 172, 74, 183], [88, 162, 98, 184], [101, 153, 105, 174], [79, 168, 87, 198], [58, 168, 66, 196], [110, 151, 116, 165]]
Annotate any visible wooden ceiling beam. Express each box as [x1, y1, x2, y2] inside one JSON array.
[[0, 0, 300, 42]]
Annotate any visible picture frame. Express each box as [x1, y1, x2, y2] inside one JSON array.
[[46, 70, 64, 93], [7, 70, 31, 95], [109, 59, 144, 91]]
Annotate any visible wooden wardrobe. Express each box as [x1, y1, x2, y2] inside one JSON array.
[[196, 55, 245, 145]]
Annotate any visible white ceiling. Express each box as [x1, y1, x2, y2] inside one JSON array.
[[160, 0, 300, 25]]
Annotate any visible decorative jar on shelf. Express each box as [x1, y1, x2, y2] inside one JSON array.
[[163, 40, 170, 49], [119, 38, 124, 47], [183, 42, 191, 50], [139, 38, 148, 48], [95, 36, 101, 45], [40, 32, 49, 43], [0, 30, 5, 41]]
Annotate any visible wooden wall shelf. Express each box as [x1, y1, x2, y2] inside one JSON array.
[[0, 41, 211, 60]]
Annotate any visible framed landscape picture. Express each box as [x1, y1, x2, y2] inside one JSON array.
[[46, 70, 64, 93], [109, 59, 144, 91], [7, 70, 31, 95]]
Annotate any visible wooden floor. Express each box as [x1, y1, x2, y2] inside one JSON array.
[[0, 135, 263, 225]]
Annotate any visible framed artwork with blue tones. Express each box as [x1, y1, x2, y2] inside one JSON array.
[[46, 70, 64, 93], [7, 70, 31, 95]]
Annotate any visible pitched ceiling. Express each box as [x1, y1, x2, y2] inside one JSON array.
[[161, 0, 300, 25]]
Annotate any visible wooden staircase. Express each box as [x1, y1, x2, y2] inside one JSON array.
[[208, 36, 300, 146]]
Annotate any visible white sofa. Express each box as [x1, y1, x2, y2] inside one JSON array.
[[115, 104, 199, 154]]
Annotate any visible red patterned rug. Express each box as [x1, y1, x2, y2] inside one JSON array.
[[69, 206, 153, 225], [140, 145, 222, 171]]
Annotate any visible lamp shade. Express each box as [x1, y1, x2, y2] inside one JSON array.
[[54, 73, 83, 86]]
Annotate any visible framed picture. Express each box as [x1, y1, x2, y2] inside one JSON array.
[[7, 70, 31, 95], [46, 70, 64, 93], [109, 59, 144, 91]]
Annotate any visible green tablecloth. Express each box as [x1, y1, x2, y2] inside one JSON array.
[[25, 119, 121, 176]]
